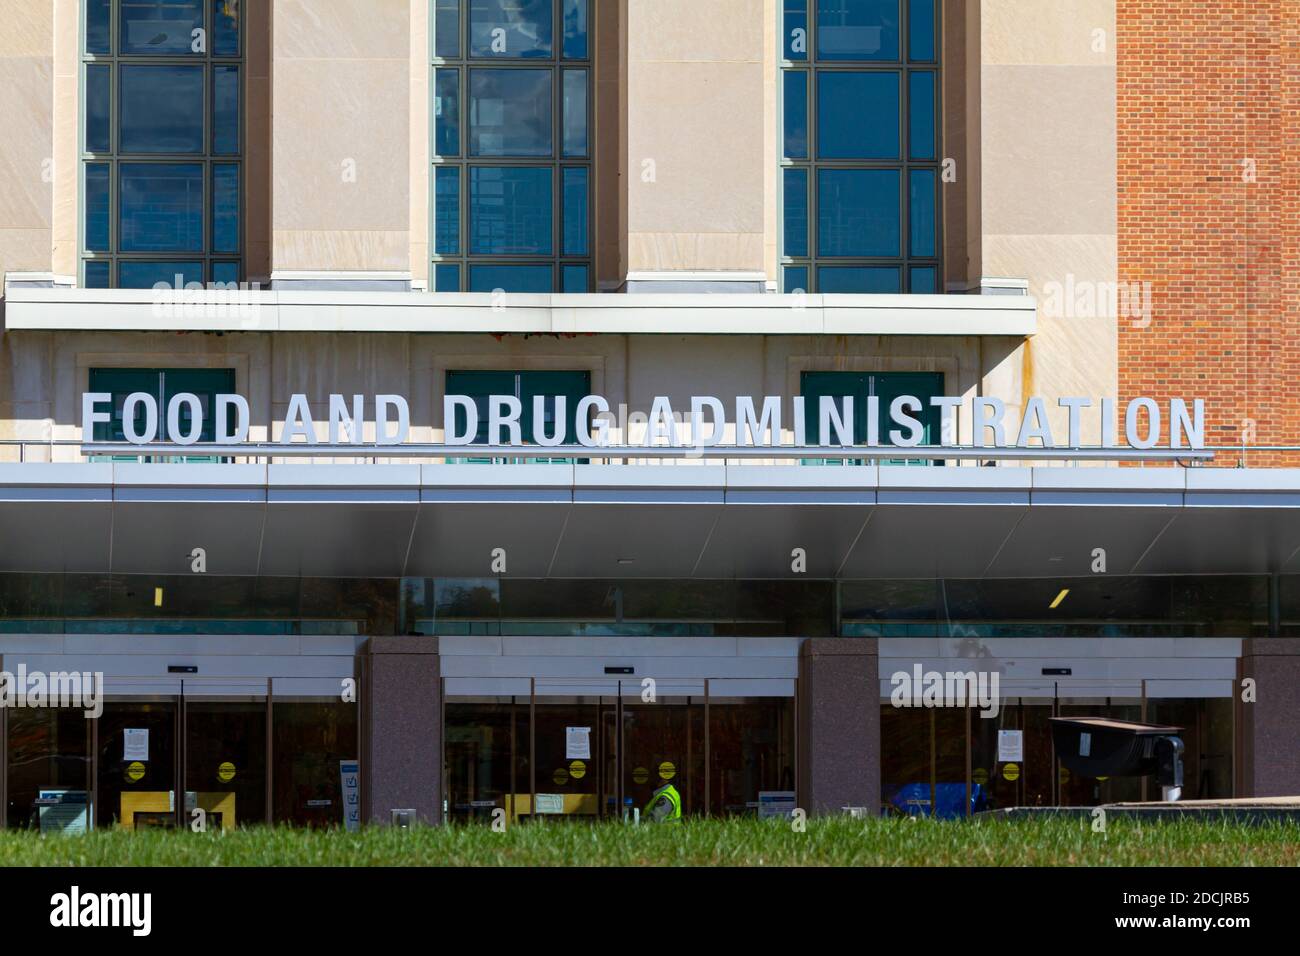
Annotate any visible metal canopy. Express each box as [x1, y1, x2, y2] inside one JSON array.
[[4, 463, 1300, 579]]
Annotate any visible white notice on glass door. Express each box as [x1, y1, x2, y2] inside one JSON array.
[[123, 728, 149, 762], [997, 729, 1023, 763], [566, 727, 591, 760]]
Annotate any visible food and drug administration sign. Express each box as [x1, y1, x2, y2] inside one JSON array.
[[80, 391, 1209, 457]]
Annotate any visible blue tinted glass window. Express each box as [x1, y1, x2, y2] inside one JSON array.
[[908, 70, 935, 159], [469, 264, 552, 292], [817, 168, 900, 257], [212, 261, 239, 285], [784, 265, 809, 293], [817, 0, 900, 61], [119, 261, 203, 289], [213, 0, 240, 56], [87, 0, 111, 54], [908, 168, 935, 257], [783, 71, 808, 159], [85, 260, 111, 288], [435, 263, 461, 291], [120, 0, 204, 55], [562, 264, 588, 292], [213, 65, 240, 154], [784, 168, 808, 257], [784, 0, 808, 60], [86, 64, 111, 152], [562, 69, 587, 156], [470, 166, 552, 255], [212, 164, 239, 253], [435, 0, 460, 57], [120, 65, 203, 153], [85, 163, 110, 251], [908, 0, 935, 61], [563, 0, 588, 58], [435, 166, 460, 255], [470, 0, 553, 58], [469, 68, 552, 156], [818, 265, 901, 293], [434, 69, 460, 156], [562, 167, 587, 255], [119, 162, 204, 252], [818, 71, 898, 158], [909, 266, 936, 293]]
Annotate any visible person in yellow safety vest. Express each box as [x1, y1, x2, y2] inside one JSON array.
[[643, 782, 682, 823]]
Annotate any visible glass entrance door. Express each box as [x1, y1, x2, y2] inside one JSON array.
[[96, 700, 179, 829]]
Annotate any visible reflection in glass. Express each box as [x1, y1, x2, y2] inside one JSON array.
[[5, 708, 90, 830], [120, 0, 205, 56], [434, 68, 460, 157], [445, 699, 526, 821], [87, 0, 111, 54], [562, 69, 587, 157], [818, 71, 899, 159], [213, 65, 240, 155], [186, 700, 267, 827], [435, 0, 460, 57], [562, 166, 588, 255], [783, 168, 808, 257], [469, 0, 554, 58], [908, 70, 935, 159], [817, 167, 900, 257], [469, 68, 552, 156], [784, 0, 808, 60], [119, 260, 203, 289], [783, 70, 808, 159], [212, 164, 239, 254], [119, 65, 204, 154], [817, 0, 900, 61], [436, 166, 460, 255], [86, 65, 111, 152], [818, 266, 901, 293], [907, 0, 936, 61], [85, 163, 111, 251], [119, 162, 204, 252], [562, 0, 588, 58], [213, 0, 241, 56], [96, 701, 178, 828], [468, 263, 552, 292], [469, 166, 552, 254]]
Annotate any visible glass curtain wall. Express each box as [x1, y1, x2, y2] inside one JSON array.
[[432, 0, 593, 292], [81, 0, 243, 288], [781, 0, 941, 293]]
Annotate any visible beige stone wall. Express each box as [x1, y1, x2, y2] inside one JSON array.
[[271, 0, 411, 276], [979, 0, 1119, 442], [624, 0, 766, 274], [0, 0, 55, 282]]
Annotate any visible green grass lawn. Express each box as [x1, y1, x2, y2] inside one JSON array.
[[2, 816, 1298, 866]]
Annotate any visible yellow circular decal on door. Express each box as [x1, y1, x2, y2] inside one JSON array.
[[552, 767, 569, 786], [125, 761, 146, 783], [217, 761, 236, 783], [658, 761, 676, 781], [972, 768, 989, 786], [1058, 766, 1070, 785], [1002, 762, 1020, 782], [569, 760, 586, 779], [632, 766, 649, 785]]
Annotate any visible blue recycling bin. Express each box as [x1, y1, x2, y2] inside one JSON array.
[[885, 782, 988, 819]]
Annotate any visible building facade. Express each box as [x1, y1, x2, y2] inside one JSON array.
[[0, 0, 1297, 829]]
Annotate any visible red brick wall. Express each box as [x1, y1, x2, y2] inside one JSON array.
[[1117, 0, 1299, 466]]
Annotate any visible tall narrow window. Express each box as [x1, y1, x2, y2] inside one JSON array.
[[432, 0, 592, 292], [780, 0, 940, 293], [81, 0, 243, 288]]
